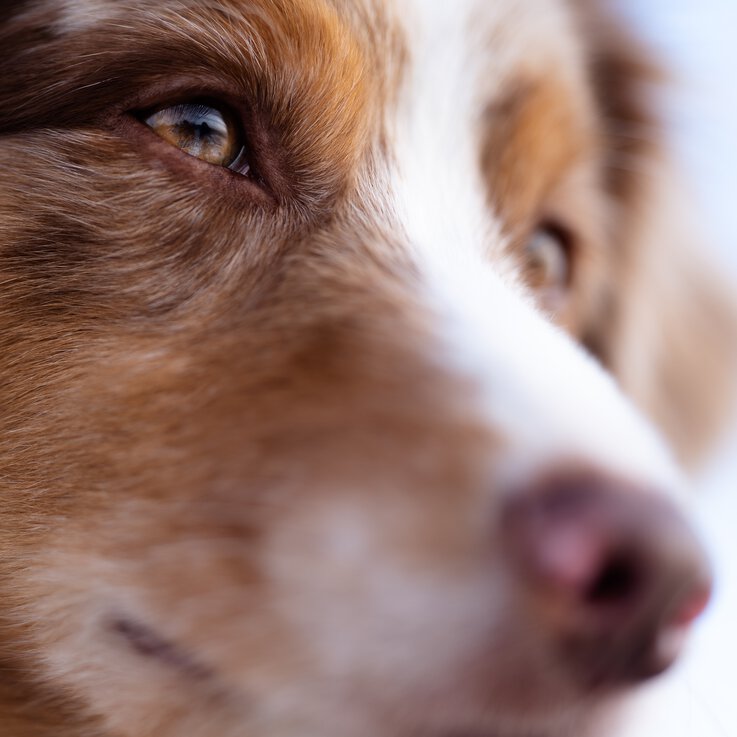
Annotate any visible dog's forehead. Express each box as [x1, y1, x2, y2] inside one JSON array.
[[49, 0, 584, 81], [386, 0, 592, 165], [395, 0, 584, 75], [43, 0, 590, 140]]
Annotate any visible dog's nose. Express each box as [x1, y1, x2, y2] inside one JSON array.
[[501, 472, 712, 689]]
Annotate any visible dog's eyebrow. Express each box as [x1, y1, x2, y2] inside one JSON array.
[[0, 0, 371, 139], [479, 74, 597, 235]]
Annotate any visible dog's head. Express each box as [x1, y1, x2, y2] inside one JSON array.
[[1, 1, 735, 736]]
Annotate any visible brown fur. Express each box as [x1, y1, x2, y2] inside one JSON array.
[[0, 1, 734, 736]]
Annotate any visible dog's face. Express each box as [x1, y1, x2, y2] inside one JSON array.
[[0, 1, 735, 736]]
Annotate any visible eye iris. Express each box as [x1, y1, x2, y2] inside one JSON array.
[[144, 103, 246, 170], [526, 227, 570, 292]]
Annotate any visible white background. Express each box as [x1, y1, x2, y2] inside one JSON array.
[[618, 3, 737, 737]]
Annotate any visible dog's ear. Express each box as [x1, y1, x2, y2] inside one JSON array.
[[578, 2, 737, 468]]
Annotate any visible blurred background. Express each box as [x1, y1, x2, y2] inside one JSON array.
[[618, 3, 737, 736]]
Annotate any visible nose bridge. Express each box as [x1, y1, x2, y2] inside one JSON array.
[[371, 181, 681, 496], [435, 263, 680, 489], [312, 186, 682, 504]]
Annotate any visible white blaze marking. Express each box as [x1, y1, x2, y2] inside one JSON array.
[[391, 0, 684, 494]]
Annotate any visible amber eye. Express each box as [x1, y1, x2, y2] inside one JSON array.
[[525, 225, 572, 309], [143, 102, 250, 174]]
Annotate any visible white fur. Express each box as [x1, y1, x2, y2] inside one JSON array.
[[55, 0, 116, 33]]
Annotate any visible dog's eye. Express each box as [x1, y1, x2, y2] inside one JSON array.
[[143, 103, 250, 174], [525, 225, 572, 308]]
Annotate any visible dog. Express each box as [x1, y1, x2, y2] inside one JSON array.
[[0, 1, 736, 736]]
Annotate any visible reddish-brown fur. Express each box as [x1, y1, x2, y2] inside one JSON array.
[[0, 1, 734, 736]]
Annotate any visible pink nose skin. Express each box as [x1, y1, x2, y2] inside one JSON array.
[[501, 472, 713, 690]]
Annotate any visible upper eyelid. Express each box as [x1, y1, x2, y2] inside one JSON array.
[[124, 78, 253, 123], [145, 104, 231, 136], [139, 98, 234, 122]]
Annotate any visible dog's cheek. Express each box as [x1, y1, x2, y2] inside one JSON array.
[[6, 349, 582, 737], [0, 130, 292, 323], [13, 439, 273, 737]]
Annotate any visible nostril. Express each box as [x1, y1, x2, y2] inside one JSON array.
[[502, 470, 713, 688], [584, 552, 643, 608]]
